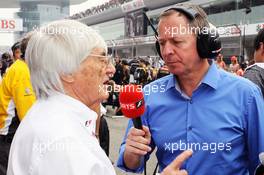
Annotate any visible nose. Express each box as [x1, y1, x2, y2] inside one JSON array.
[[106, 61, 116, 78], [161, 42, 174, 61]]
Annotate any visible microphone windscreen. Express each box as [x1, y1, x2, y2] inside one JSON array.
[[119, 84, 145, 118]]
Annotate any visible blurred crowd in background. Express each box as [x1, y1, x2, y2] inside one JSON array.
[[69, 0, 132, 20], [0, 48, 254, 90]]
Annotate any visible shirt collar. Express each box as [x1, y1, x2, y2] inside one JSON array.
[[175, 79, 190, 99], [201, 62, 220, 90], [49, 92, 98, 126], [165, 74, 176, 91], [254, 63, 264, 69], [165, 62, 220, 92]]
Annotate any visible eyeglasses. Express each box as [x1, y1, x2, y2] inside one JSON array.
[[89, 54, 114, 65]]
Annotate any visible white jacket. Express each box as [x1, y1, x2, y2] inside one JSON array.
[[7, 93, 115, 175]]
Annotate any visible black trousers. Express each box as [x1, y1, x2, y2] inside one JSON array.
[[0, 139, 11, 175]]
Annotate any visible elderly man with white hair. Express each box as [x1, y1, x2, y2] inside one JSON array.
[[7, 20, 192, 175], [7, 19, 116, 175]]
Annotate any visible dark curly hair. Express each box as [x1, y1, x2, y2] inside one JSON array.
[[254, 28, 264, 51]]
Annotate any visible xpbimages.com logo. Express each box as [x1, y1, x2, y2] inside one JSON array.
[[162, 24, 218, 37], [33, 139, 79, 154], [164, 140, 232, 154], [98, 84, 166, 95], [31, 25, 100, 37]]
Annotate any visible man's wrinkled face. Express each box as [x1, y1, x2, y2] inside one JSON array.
[[70, 48, 115, 107]]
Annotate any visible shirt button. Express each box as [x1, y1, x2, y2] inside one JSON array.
[[190, 99, 193, 104], [188, 126, 192, 131]]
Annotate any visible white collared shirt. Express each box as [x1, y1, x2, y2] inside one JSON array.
[[245, 63, 264, 71], [7, 93, 116, 175], [255, 63, 264, 69]]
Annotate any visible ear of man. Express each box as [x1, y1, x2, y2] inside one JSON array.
[[61, 74, 75, 83], [261, 43, 264, 55]]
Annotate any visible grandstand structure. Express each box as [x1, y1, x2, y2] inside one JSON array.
[[0, 0, 85, 8], [74, 0, 264, 63]]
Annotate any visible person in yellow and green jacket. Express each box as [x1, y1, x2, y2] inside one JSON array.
[[0, 37, 36, 175]]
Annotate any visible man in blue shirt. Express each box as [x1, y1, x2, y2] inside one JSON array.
[[117, 4, 264, 175]]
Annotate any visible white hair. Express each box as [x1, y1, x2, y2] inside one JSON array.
[[25, 19, 107, 99]]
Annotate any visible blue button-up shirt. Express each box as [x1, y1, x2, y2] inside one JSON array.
[[117, 63, 264, 175]]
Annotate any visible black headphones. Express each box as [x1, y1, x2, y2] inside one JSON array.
[[155, 6, 222, 59]]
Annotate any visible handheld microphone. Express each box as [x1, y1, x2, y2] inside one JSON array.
[[255, 152, 264, 175], [119, 84, 145, 129]]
